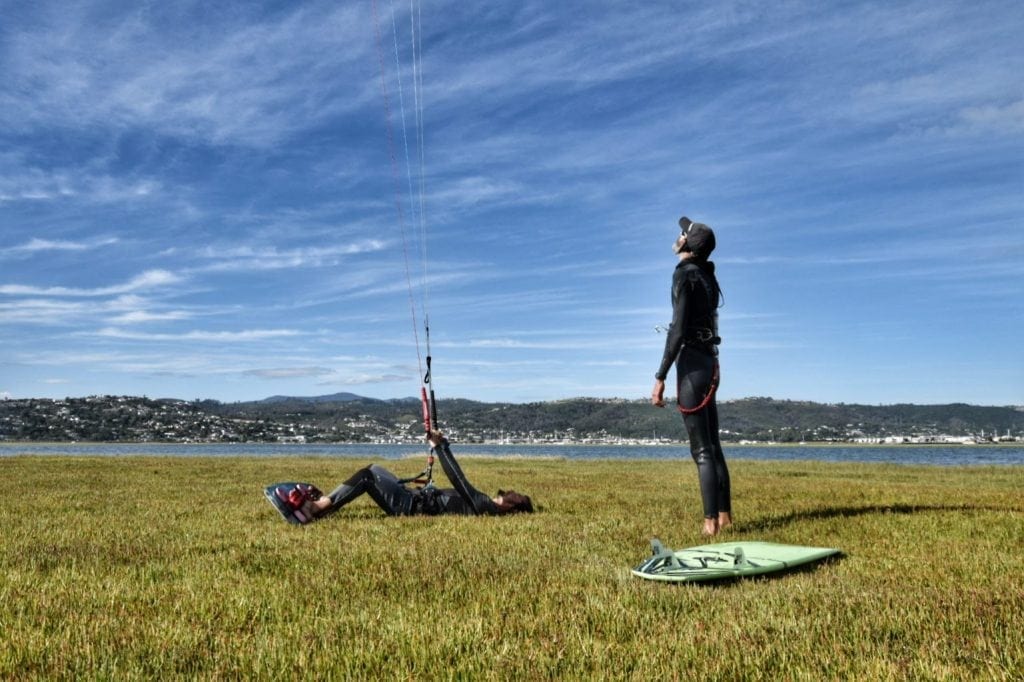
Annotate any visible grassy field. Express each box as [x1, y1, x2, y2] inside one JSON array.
[[1, 453, 1022, 680]]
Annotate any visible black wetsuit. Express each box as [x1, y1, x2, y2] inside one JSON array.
[[324, 439, 499, 516], [656, 258, 731, 520]]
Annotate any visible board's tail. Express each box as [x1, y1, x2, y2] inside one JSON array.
[[634, 538, 682, 575]]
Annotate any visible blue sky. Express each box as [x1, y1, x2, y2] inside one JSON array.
[[1, 1, 1021, 406]]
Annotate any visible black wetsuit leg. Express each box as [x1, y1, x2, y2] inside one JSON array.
[[677, 347, 731, 519], [703, 398, 731, 514], [325, 464, 414, 516]]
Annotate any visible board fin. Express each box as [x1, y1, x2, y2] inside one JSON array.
[[635, 537, 682, 573]]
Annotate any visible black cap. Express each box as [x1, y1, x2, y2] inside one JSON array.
[[678, 216, 715, 259]]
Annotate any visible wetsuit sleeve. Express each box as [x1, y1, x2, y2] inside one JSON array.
[[655, 266, 690, 380], [434, 439, 499, 515]]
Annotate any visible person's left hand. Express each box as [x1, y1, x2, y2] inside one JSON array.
[[427, 429, 445, 448], [651, 379, 666, 408]]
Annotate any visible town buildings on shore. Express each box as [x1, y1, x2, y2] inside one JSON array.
[[1, 395, 1020, 445]]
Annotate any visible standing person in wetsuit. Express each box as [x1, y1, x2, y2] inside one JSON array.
[[290, 431, 533, 521], [651, 216, 732, 536]]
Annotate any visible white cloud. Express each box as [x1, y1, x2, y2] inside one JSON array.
[[0, 299, 93, 324], [243, 367, 334, 379], [440, 336, 631, 351], [194, 239, 389, 272], [426, 176, 530, 210], [0, 293, 204, 327], [108, 311, 193, 324], [1, 3, 374, 147], [91, 327, 301, 342], [927, 98, 1024, 138], [0, 237, 115, 255], [319, 373, 410, 385], [10, 349, 259, 377], [0, 163, 159, 205], [0, 270, 182, 297]]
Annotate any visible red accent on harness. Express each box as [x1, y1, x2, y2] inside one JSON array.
[[677, 361, 720, 415]]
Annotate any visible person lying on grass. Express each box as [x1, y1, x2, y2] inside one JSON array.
[[271, 430, 533, 522]]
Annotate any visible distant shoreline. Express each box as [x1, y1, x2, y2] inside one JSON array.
[[4, 441, 1024, 467], [0, 438, 1019, 448]]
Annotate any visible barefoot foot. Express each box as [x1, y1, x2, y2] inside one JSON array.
[[717, 511, 733, 531]]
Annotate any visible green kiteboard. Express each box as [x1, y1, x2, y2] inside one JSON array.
[[632, 539, 840, 583]]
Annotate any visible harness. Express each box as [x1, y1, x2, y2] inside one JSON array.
[[686, 327, 721, 347], [676, 263, 721, 415], [410, 485, 444, 515]]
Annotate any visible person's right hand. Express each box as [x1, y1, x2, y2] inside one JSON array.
[[651, 379, 666, 408]]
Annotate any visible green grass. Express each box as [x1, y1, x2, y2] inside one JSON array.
[[2, 454, 1022, 680]]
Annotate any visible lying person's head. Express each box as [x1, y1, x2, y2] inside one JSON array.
[[494, 489, 534, 514]]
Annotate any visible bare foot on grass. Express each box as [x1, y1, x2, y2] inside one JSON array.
[[717, 511, 733, 531]]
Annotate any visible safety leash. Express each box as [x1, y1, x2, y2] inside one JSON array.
[[677, 362, 720, 415]]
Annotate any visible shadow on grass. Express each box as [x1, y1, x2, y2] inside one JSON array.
[[740, 503, 1017, 533]]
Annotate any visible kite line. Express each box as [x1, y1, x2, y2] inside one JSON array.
[[371, 0, 438, 485]]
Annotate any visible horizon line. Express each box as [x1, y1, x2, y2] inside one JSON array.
[[3, 392, 1021, 410]]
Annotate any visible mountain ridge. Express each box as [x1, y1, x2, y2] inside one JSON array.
[[235, 392, 1023, 410], [3, 394, 1022, 443]]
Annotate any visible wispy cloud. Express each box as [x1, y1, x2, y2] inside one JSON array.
[[0, 163, 159, 205], [90, 327, 301, 342], [107, 311, 193, 324], [243, 367, 334, 379], [1, 3, 375, 147], [0, 294, 204, 327], [317, 373, 410, 386], [193, 239, 389, 273], [10, 349, 314, 379], [438, 336, 632, 352], [0, 270, 182, 297], [0, 237, 118, 256]]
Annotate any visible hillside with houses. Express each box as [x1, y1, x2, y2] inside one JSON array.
[[2, 394, 1022, 445]]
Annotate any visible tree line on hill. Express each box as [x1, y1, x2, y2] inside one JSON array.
[[2, 394, 1022, 443], [206, 394, 1023, 442]]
